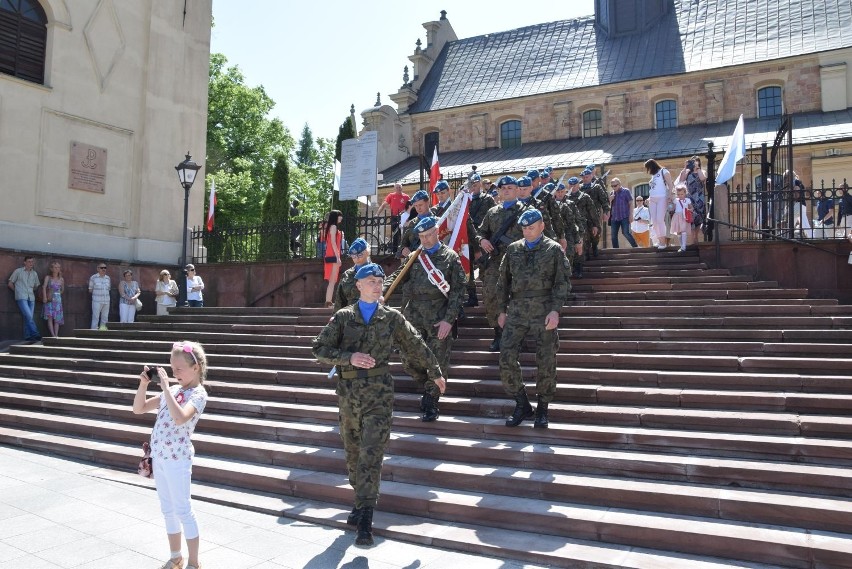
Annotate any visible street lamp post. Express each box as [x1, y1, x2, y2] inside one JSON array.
[[175, 152, 202, 307]]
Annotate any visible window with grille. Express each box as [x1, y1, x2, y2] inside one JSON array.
[[583, 110, 603, 138], [500, 120, 521, 149], [655, 100, 677, 129], [0, 0, 47, 84], [758, 86, 782, 118]]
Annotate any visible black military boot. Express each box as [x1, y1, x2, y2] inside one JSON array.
[[574, 265, 584, 279], [591, 241, 599, 257], [355, 506, 374, 546], [421, 392, 440, 422], [505, 389, 535, 427], [534, 397, 549, 429], [346, 505, 362, 526], [489, 327, 502, 352], [464, 290, 479, 307]]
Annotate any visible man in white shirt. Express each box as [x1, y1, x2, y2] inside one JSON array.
[[88, 263, 111, 329]]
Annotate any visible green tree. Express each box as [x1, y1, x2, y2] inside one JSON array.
[[259, 154, 292, 260], [295, 123, 316, 168], [333, 115, 359, 241], [205, 53, 294, 229]]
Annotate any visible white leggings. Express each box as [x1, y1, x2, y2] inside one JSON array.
[[119, 303, 136, 323], [153, 458, 199, 539], [649, 196, 669, 245]]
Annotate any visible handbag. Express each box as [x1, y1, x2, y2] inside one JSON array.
[[137, 441, 153, 478], [324, 255, 338, 263], [135, 298, 143, 311]]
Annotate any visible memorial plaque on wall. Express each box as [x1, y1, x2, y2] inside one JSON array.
[[68, 141, 107, 193]]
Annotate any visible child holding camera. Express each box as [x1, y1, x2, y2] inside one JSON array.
[[133, 341, 209, 569]]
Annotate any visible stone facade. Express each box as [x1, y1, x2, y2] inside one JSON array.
[[0, 0, 212, 265]]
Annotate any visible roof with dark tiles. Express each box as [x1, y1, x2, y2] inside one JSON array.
[[380, 109, 852, 185], [408, 0, 852, 114]]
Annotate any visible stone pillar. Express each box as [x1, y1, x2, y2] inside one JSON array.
[[553, 101, 573, 139], [469, 113, 488, 150], [605, 94, 626, 135], [705, 81, 725, 123]]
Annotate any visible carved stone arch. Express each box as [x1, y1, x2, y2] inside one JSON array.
[[39, 0, 72, 30]]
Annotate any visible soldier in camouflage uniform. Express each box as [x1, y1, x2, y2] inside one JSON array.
[[517, 175, 563, 245], [497, 209, 571, 429], [431, 180, 452, 218], [476, 176, 530, 351], [580, 167, 611, 258], [554, 182, 585, 268], [399, 190, 432, 257], [333, 238, 371, 312], [464, 173, 495, 307], [565, 176, 600, 279], [383, 216, 465, 421], [312, 263, 445, 547]]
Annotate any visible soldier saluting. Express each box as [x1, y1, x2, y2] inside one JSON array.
[[312, 263, 446, 547], [384, 216, 466, 422], [497, 208, 571, 429]]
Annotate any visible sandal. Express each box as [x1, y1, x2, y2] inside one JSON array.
[[158, 559, 183, 569]]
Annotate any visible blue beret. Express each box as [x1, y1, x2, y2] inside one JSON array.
[[470, 173, 481, 182], [585, 164, 595, 170], [518, 209, 543, 227], [413, 216, 437, 234], [348, 238, 368, 255], [567, 176, 580, 185], [543, 166, 553, 174], [581, 168, 593, 176], [355, 263, 385, 280], [497, 175, 517, 188], [542, 182, 556, 193], [557, 183, 566, 191], [526, 169, 540, 179], [540, 171, 551, 180], [411, 190, 429, 203], [517, 176, 532, 188], [433, 180, 450, 192], [490, 189, 498, 196]]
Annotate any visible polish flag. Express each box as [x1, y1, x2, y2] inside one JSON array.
[[428, 146, 440, 206], [436, 189, 471, 273], [206, 179, 217, 231]]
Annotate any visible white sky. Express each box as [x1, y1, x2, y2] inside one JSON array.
[[210, 0, 595, 141]]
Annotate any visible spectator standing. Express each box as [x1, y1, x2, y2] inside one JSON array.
[[155, 270, 179, 316], [838, 182, 852, 235], [88, 262, 111, 330], [608, 178, 638, 248], [185, 264, 205, 307], [376, 183, 410, 255], [676, 156, 708, 244], [644, 159, 675, 249], [119, 269, 142, 323], [8, 256, 41, 341], [323, 210, 344, 308], [631, 196, 651, 247], [671, 183, 694, 252], [42, 261, 64, 338], [816, 189, 835, 238]]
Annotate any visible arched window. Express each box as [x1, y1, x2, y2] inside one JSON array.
[[758, 86, 782, 118], [424, 131, 439, 160], [0, 0, 48, 84], [655, 100, 677, 129], [583, 110, 603, 138], [500, 120, 521, 149]]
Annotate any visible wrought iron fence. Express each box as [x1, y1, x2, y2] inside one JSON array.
[[190, 212, 405, 264], [727, 179, 851, 241]]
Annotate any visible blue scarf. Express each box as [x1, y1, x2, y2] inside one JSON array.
[[424, 243, 440, 255], [502, 199, 517, 209], [417, 212, 429, 220], [525, 236, 542, 249], [358, 300, 378, 323]]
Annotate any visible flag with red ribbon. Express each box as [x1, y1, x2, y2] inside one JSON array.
[[206, 179, 217, 232], [436, 188, 471, 274], [428, 147, 440, 206]]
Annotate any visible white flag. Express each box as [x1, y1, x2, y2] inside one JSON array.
[[333, 159, 341, 194], [716, 114, 746, 185]]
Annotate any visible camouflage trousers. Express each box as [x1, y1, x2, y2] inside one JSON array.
[[481, 264, 502, 328], [574, 229, 594, 269], [499, 304, 559, 403], [403, 302, 453, 395], [337, 374, 394, 509]]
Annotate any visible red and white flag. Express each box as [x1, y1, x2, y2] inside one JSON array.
[[436, 189, 471, 274], [206, 179, 217, 231], [428, 146, 440, 206]]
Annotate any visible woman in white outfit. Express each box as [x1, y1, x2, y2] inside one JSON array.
[[644, 159, 675, 249]]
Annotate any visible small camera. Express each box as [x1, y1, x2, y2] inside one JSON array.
[[145, 367, 159, 380], [686, 160, 696, 171]]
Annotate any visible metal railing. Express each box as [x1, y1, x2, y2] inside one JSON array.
[[726, 180, 851, 242]]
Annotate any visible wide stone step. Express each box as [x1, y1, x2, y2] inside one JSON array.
[[574, 288, 812, 301], [1, 427, 850, 568]]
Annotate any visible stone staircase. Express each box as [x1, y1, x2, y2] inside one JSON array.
[[2, 247, 852, 568]]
